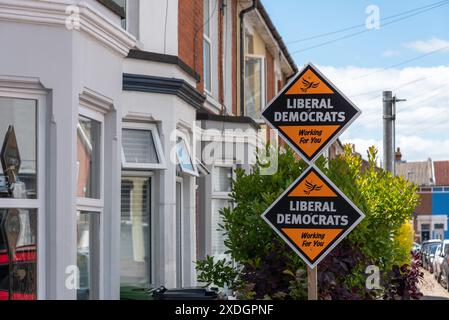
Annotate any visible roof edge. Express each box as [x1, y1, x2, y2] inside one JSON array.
[[256, 1, 298, 75]]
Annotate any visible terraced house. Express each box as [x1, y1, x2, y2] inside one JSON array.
[[0, 0, 297, 300], [395, 150, 449, 243]]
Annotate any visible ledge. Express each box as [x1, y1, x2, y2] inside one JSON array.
[[196, 113, 260, 130], [0, 0, 135, 56], [127, 50, 201, 82], [123, 74, 206, 110]]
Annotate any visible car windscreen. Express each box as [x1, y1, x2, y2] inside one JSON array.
[[429, 244, 440, 254]]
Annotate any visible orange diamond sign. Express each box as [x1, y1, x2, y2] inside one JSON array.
[[262, 63, 361, 162], [261, 166, 365, 268]]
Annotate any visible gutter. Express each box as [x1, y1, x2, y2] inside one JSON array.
[[239, 0, 258, 116], [256, 1, 298, 77]]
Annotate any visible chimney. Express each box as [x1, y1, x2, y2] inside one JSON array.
[[395, 147, 402, 163]]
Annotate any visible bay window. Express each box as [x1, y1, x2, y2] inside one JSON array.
[[76, 108, 104, 300], [0, 93, 46, 300], [120, 176, 152, 288], [120, 122, 165, 291]]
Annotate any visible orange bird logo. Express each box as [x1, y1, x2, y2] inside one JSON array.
[[304, 180, 323, 195], [300, 77, 319, 93]]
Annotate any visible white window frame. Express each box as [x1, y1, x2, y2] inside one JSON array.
[[244, 54, 266, 121], [0, 88, 46, 300], [121, 122, 166, 170], [76, 105, 105, 300], [210, 162, 235, 259], [211, 162, 234, 199], [203, 0, 212, 94], [176, 135, 199, 177], [76, 106, 105, 209], [175, 176, 184, 288], [120, 171, 155, 286]]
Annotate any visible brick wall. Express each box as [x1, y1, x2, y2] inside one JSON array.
[[178, 0, 203, 91], [415, 192, 432, 215]]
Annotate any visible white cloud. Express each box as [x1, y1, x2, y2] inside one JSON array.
[[404, 37, 449, 54], [318, 64, 449, 162], [382, 50, 401, 57], [396, 136, 449, 161]]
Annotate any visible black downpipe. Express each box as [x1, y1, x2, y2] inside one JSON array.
[[239, 0, 258, 116]]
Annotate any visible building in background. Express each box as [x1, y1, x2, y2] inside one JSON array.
[[395, 149, 449, 242]]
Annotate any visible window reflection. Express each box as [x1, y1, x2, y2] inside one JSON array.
[[0, 98, 36, 199], [176, 137, 195, 173], [122, 129, 159, 164], [77, 211, 99, 300], [244, 57, 264, 119], [76, 116, 101, 199], [0, 209, 37, 300], [120, 177, 151, 289]]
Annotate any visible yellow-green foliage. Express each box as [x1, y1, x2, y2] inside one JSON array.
[[393, 221, 415, 266]]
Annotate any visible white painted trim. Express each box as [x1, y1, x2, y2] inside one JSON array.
[[0, 0, 136, 56], [175, 177, 184, 288], [120, 173, 155, 286], [203, 0, 212, 94], [0, 75, 47, 95], [0, 85, 46, 300], [176, 136, 199, 177], [244, 54, 266, 119], [211, 163, 234, 199], [77, 105, 105, 206], [121, 122, 167, 170], [79, 88, 114, 114]]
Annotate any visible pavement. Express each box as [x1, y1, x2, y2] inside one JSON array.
[[418, 268, 449, 300]]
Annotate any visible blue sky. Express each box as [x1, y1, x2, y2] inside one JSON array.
[[263, 0, 449, 162], [263, 0, 449, 68]]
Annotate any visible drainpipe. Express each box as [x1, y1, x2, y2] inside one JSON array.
[[239, 0, 258, 116]]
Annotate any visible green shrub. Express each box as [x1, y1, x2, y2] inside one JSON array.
[[197, 144, 420, 300]]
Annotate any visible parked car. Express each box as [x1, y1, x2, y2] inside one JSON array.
[[412, 242, 421, 254], [421, 239, 442, 270], [440, 243, 449, 292], [434, 240, 449, 283]]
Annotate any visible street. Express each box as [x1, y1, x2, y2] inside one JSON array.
[[418, 269, 449, 300]]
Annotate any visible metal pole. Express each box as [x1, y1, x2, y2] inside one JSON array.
[[392, 99, 396, 175], [383, 91, 393, 173], [307, 266, 318, 300]]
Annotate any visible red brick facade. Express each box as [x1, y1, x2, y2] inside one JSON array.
[[178, 0, 204, 92], [178, 1, 292, 116], [415, 193, 432, 215], [434, 161, 449, 186]]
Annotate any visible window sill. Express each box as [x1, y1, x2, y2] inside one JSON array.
[[204, 93, 223, 112], [97, 0, 126, 19]]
